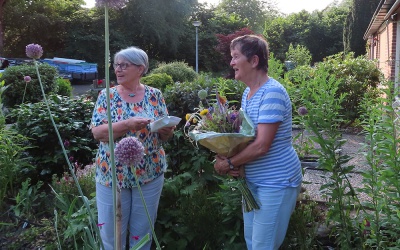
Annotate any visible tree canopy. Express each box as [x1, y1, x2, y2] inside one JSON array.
[[0, 0, 371, 76]]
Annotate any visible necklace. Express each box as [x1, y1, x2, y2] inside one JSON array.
[[121, 84, 140, 97]]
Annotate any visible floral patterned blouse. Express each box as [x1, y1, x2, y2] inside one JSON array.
[[91, 85, 168, 188]]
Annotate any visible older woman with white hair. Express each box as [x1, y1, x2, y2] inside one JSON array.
[[91, 46, 175, 249]]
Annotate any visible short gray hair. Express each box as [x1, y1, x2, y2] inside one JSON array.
[[114, 46, 149, 75]]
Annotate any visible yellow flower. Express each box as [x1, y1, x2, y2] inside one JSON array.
[[186, 113, 192, 121], [193, 118, 198, 124], [200, 109, 208, 116]]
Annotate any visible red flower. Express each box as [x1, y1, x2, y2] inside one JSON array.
[[132, 235, 140, 240], [97, 79, 103, 85]]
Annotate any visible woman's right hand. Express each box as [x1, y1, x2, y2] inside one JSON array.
[[125, 117, 152, 131], [92, 117, 152, 142]]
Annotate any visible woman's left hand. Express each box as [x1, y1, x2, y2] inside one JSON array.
[[157, 126, 176, 141], [214, 155, 241, 177]]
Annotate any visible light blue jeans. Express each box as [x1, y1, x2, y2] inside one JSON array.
[[243, 183, 301, 250], [96, 174, 164, 250]]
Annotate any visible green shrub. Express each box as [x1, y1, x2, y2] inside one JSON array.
[[285, 43, 312, 67], [0, 127, 33, 208], [157, 75, 247, 248], [55, 78, 73, 97], [158, 130, 246, 249], [164, 75, 245, 124], [284, 52, 382, 125], [0, 63, 58, 108], [0, 78, 8, 128], [50, 164, 99, 248], [281, 201, 322, 249], [316, 52, 382, 124], [269, 53, 285, 82], [142, 73, 174, 92], [9, 94, 97, 181], [150, 61, 198, 83]]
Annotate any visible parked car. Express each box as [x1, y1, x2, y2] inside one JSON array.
[[42, 57, 98, 83]]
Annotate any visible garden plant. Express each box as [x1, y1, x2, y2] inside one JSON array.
[[0, 27, 400, 250]]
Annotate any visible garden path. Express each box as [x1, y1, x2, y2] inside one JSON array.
[[72, 82, 92, 96], [295, 131, 370, 203]]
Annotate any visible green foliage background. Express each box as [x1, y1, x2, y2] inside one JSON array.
[[0, 63, 59, 108]]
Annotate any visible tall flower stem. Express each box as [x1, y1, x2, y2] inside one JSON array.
[[21, 83, 28, 105], [33, 60, 104, 249], [103, 4, 122, 249]]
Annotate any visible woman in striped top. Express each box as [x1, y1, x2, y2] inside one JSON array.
[[214, 35, 302, 250]]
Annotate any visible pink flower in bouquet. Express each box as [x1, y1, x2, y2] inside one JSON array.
[[115, 137, 144, 166], [185, 90, 242, 134]]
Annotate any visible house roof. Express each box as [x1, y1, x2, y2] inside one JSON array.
[[364, 0, 400, 40]]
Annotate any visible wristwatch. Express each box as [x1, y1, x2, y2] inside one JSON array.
[[227, 158, 234, 170]]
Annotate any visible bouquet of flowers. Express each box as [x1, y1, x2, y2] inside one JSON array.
[[185, 89, 259, 212]]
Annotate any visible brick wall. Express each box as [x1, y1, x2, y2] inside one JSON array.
[[372, 21, 398, 82]]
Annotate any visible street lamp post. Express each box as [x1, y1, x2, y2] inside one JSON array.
[[192, 20, 201, 73]]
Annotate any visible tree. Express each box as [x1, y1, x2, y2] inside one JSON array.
[[264, 11, 312, 62], [3, 0, 85, 57], [0, 0, 8, 55], [305, 3, 349, 62], [343, 0, 380, 56], [188, 7, 249, 73], [264, 3, 349, 63], [215, 27, 256, 78], [115, 0, 196, 62], [217, 0, 278, 32], [285, 43, 312, 66]]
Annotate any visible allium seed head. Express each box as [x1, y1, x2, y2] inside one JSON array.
[[25, 44, 43, 59], [115, 137, 144, 166], [298, 106, 308, 116], [198, 89, 208, 100], [96, 0, 127, 9]]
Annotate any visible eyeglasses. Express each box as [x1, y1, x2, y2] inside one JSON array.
[[113, 63, 132, 70]]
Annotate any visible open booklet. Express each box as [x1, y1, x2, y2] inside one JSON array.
[[150, 116, 182, 132]]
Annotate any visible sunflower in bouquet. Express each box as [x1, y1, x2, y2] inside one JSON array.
[[184, 89, 259, 212]]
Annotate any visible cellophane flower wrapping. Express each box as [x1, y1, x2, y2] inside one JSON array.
[[188, 109, 255, 157], [188, 108, 260, 212]]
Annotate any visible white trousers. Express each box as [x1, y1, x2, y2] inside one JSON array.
[[96, 174, 164, 250]]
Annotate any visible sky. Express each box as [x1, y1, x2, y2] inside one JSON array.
[[83, 0, 338, 14]]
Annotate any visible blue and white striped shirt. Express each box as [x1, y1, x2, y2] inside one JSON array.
[[241, 78, 302, 188]]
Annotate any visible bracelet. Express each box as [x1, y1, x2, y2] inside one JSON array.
[[227, 158, 234, 170]]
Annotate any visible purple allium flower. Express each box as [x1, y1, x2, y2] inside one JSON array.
[[115, 137, 144, 166], [96, 0, 127, 9], [25, 44, 43, 59], [298, 106, 308, 116], [63, 140, 70, 147], [69, 156, 74, 162], [24, 76, 31, 82]]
